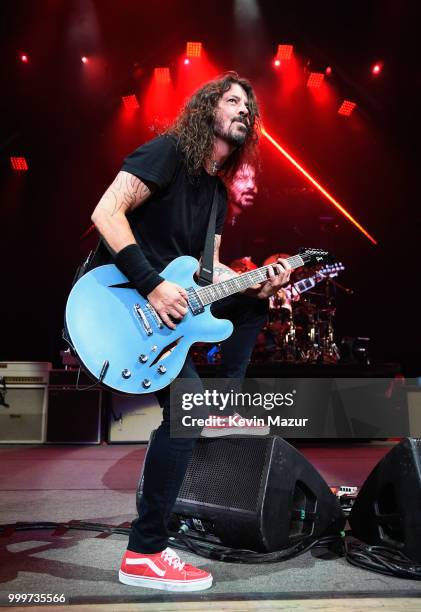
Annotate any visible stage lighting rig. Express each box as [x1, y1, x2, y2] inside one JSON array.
[[276, 44, 293, 60], [10, 157, 28, 171], [186, 42, 202, 58], [122, 95, 139, 110], [371, 61, 383, 76], [338, 100, 357, 116], [307, 72, 325, 88], [154, 67, 171, 83]]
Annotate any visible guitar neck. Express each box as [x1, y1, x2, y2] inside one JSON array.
[[196, 254, 305, 306]]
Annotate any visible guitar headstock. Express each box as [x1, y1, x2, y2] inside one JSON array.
[[298, 248, 334, 268], [318, 262, 345, 277]]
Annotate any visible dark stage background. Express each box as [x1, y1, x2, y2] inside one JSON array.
[[1, 1, 420, 373]]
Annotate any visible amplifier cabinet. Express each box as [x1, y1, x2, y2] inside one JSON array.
[[46, 386, 102, 444], [0, 361, 51, 443], [0, 361, 51, 385], [107, 393, 161, 443], [0, 384, 47, 443]]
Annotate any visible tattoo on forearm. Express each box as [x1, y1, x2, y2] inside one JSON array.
[[213, 265, 237, 279], [214, 235, 221, 253], [103, 172, 151, 216]]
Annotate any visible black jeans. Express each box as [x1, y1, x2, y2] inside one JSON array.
[[128, 294, 268, 553]]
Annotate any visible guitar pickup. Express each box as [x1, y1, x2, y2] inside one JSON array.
[[134, 304, 153, 336], [187, 287, 204, 316]]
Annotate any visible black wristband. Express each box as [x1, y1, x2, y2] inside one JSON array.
[[114, 244, 164, 297]]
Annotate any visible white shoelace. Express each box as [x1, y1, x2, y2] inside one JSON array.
[[161, 547, 185, 571]]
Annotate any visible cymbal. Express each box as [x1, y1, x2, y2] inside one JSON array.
[[263, 253, 291, 266], [230, 256, 257, 273]]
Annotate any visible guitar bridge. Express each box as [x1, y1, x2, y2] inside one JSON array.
[[145, 302, 163, 328], [134, 304, 153, 336]]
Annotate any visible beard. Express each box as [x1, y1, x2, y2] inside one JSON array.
[[214, 116, 248, 147]]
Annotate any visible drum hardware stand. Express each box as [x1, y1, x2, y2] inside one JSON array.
[[283, 316, 305, 361], [318, 277, 341, 363]]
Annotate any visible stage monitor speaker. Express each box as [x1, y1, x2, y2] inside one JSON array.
[[349, 437, 421, 561], [137, 435, 345, 552], [46, 387, 102, 444]]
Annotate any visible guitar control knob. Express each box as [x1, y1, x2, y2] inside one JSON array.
[[142, 379, 151, 389], [157, 365, 167, 374], [139, 354, 148, 363], [122, 369, 131, 379]]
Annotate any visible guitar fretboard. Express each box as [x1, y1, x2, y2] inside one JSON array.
[[196, 255, 305, 305]]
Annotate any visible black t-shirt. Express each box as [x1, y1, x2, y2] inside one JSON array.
[[118, 135, 227, 273]]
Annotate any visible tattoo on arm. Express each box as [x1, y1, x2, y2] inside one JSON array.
[[102, 171, 152, 217], [214, 235, 221, 254], [213, 265, 237, 279], [212, 236, 237, 281]]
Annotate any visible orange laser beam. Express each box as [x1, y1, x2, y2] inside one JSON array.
[[262, 127, 378, 245]]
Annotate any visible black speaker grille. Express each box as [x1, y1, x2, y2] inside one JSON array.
[[178, 438, 270, 512]]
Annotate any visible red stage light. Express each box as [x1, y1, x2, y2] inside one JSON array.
[[184, 58, 190, 65], [307, 72, 325, 88], [81, 56, 88, 64], [10, 156, 28, 171], [338, 100, 356, 116], [273, 59, 281, 68], [21, 54, 28, 63], [325, 66, 332, 76], [122, 95, 139, 110], [262, 128, 377, 245], [371, 62, 382, 76], [154, 67, 171, 83], [186, 42, 202, 58], [276, 44, 293, 60]]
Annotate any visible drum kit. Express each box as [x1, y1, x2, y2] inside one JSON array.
[[191, 254, 349, 366], [250, 253, 347, 365]]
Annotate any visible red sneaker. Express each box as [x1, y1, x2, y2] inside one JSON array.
[[119, 547, 213, 592]]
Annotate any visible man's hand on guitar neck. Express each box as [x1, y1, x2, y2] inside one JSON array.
[[253, 257, 292, 300]]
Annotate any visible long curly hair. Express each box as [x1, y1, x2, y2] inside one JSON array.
[[165, 72, 261, 179]]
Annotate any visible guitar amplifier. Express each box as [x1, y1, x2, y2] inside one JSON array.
[[0, 362, 51, 443], [46, 370, 102, 444], [107, 392, 161, 443]]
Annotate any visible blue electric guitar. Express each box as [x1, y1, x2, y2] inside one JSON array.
[[65, 248, 331, 394]]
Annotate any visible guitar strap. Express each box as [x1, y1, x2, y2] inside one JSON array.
[[73, 181, 220, 289], [197, 182, 219, 287]]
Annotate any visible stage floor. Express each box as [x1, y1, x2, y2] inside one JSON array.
[[1, 442, 420, 607]]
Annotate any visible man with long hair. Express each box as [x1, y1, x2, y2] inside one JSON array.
[[91, 73, 291, 592], [226, 162, 258, 226]]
